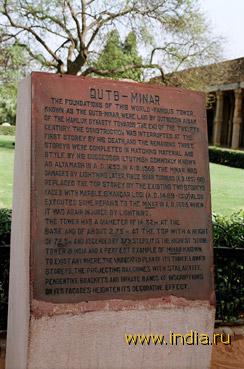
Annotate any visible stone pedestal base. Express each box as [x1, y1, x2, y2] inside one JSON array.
[[27, 300, 215, 369]]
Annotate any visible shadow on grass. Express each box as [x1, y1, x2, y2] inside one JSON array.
[[0, 139, 15, 149]]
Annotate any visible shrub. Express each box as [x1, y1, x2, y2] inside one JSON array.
[[212, 211, 244, 249], [213, 211, 244, 322], [209, 146, 244, 169], [0, 208, 12, 246], [0, 209, 11, 330], [0, 247, 9, 330], [214, 249, 244, 323], [0, 125, 16, 136]]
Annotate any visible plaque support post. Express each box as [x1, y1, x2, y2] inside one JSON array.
[[6, 77, 31, 369]]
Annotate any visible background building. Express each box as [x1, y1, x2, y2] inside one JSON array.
[[153, 57, 244, 149]]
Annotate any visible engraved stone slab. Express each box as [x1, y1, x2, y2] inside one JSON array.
[[31, 72, 214, 303]]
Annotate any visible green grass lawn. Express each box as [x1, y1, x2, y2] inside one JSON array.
[[210, 163, 244, 215], [0, 135, 15, 208], [0, 135, 243, 215]]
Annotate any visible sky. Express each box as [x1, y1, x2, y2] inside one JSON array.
[[199, 0, 244, 60]]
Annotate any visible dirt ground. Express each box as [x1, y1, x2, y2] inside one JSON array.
[[211, 335, 244, 369]]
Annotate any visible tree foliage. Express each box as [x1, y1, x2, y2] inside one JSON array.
[[0, 43, 28, 123], [0, 0, 222, 80], [93, 30, 142, 81]]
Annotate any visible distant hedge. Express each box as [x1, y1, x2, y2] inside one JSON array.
[[209, 146, 244, 169], [0, 126, 16, 136]]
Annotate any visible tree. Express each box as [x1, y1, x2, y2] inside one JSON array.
[[0, 0, 222, 81], [0, 43, 29, 123], [93, 30, 142, 81], [121, 31, 143, 81]]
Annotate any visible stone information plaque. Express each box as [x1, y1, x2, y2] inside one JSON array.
[[31, 72, 214, 303]]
